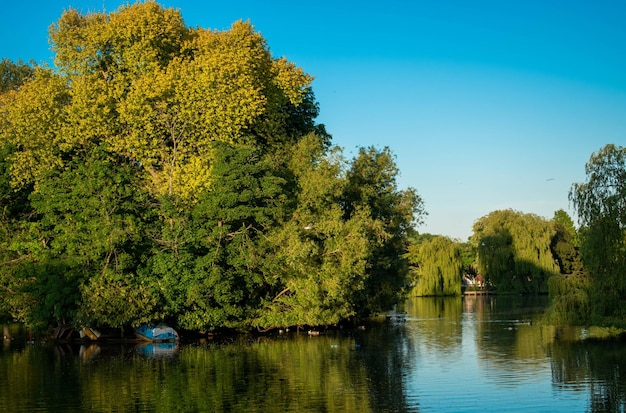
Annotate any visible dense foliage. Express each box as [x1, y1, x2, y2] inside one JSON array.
[[0, 58, 35, 93], [566, 144, 626, 326], [404, 235, 462, 296], [0, 3, 423, 331], [472, 209, 560, 294]]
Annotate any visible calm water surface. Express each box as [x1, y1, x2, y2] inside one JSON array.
[[2, 295, 625, 412]]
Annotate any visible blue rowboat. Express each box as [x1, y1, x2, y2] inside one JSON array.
[[135, 323, 179, 342]]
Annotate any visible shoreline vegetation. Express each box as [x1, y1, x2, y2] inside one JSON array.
[[1, 2, 625, 338]]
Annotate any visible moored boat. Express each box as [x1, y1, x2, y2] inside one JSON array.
[[135, 323, 179, 342], [80, 327, 102, 341]]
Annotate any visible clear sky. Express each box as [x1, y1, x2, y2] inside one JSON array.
[[2, 0, 625, 240]]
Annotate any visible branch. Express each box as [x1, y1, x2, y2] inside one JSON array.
[[1, 254, 30, 266], [272, 287, 290, 302]]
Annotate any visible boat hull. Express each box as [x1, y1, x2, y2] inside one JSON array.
[[135, 323, 179, 342]]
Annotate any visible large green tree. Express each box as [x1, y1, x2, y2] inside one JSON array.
[[0, 2, 425, 331], [343, 147, 425, 314], [0, 3, 313, 330], [254, 136, 373, 328], [149, 141, 291, 330], [472, 209, 559, 293], [546, 210, 588, 325], [34, 147, 157, 329], [569, 144, 626, 326]]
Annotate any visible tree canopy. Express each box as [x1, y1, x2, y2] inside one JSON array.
[[0, 2, 424, 332], [472, 209, 559, 294], [568, 144, 626, 326], [404, 235, 462, 297]]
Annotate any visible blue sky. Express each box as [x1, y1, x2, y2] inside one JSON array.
[[2, 0, 625, 240]]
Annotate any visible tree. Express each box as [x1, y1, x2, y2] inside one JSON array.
[[405, 235, 462, 296], [253, 135, 373, 329], [156, 142, 290, 330], [0, 2, 319, 330], [550, 210, 583, 276], [45, 4, 312, 201], [0, 60, 38, 321], [0, 2, 424, 331], [546, 211, 587, 325], [553, 209, 580, 248], [472, 209, 559, 293], [569, 144, 626, 325], [32, 146, 157, 328], [0, 68, 70, 190], [343, 146, 425, 314]]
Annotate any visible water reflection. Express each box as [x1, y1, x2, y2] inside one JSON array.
[[2, 297, 626, 412], [135, 341, 179, 358], [549, 337, 626, 412], [0, 328, 412, 412]]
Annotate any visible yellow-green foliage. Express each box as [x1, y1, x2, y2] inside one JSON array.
[[0, 3, 425, 331], [405, 236, 462, 296], [1, 69, 69, 190], [4, 3, 312, 201]]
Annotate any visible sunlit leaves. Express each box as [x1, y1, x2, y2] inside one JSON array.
[[0, 2, 424, 331], [1, 69, 69, 189], [405, 236, 462, 296], [44, 4, 313, 201], [570, 144, 626, 229], [50, 3, 187, 77]]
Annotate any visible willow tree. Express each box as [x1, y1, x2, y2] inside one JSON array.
[[569, 144, 626, 326], [472, 209, 559, 293], [405, 235, 462, 296]]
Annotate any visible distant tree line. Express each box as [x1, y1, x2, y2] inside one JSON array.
[[0, 3, 424, 332], [405, 144, 626, 329], [405, 208, 581, 297]]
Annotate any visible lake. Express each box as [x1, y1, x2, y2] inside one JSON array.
[[2, 295, 625, 412]]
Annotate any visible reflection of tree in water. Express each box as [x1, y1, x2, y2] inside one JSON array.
[[549, 338, 626, 412], [355, 322, 417, 412], [179, 330, 418, 412], [0, 340, 83, 412], [1, 327, 416, 413], [469, 296, 552, 381], [400, 297, 463, 356]]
